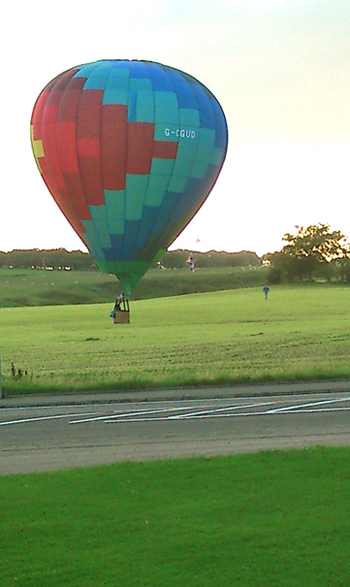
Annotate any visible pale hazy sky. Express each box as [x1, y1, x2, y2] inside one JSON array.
[[2, 0, 350, 256]]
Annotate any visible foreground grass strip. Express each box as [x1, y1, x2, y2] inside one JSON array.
[[2, 285, 350, 394], [1, 446, 350, 587]]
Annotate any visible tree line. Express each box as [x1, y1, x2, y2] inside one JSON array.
[[0, 249, 95, 270], [2, 224, 348, 283], [0, 248, 260, 271], [160, 250, 260, 268]]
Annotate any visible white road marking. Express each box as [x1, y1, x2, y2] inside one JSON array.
[[69, 405, 202, 424], [103, 411, 272, 422], [266, 396, 350, 414], [283, 407, 350, 414], [103, 397, 350, 422], [0, 412, 98, 427], [1, 395, 350, 427], [167, 400, 276, 419]]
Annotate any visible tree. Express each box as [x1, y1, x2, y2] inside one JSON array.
[[267, 224, 350, 282], [0, 249, 96, 270]]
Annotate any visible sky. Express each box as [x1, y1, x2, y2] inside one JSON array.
[[2, 0, 350, 257]]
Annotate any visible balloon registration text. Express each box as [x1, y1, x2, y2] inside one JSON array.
[[164, 128, 197, 139]]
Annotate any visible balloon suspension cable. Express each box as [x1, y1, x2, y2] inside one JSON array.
[[114, 293, 130, 313], [110, 293, 130, 323]]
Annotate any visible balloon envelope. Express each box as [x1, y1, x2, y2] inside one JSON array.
[[30, 60, 228, 295]]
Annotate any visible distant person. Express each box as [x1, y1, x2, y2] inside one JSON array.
[[263, 285, 270, 299], [186, 253, 196, 272]]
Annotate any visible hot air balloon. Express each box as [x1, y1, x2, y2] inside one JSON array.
[[30, 59, 228, 320]]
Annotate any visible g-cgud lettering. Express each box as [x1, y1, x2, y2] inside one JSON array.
[[165, 128, 196, 139]]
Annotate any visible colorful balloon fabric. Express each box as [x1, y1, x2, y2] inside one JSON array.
[[30, 60, 228, 295]]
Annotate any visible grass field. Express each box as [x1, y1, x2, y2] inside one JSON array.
[[0, 265, 267, 306], [1, 284, 350, 395], [2, 446, 350, 587], [2, 273, 349, 586]]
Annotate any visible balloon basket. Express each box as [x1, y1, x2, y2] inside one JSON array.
[[111, 296, 130, 323], [113, 310, 130, 324]]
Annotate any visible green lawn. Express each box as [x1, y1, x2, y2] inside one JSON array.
[[1, 285, 350, 395], [0, 265, 267, 306], [1, 447, 350, 587], [2, 278, 349, 587]]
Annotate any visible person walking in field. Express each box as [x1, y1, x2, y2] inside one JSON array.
[[186, 253, 196, 272], [263, 285, 270, 299]]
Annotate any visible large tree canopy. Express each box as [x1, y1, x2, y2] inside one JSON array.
[[283, 224, 348, 263], [266, 224, 350, 282]]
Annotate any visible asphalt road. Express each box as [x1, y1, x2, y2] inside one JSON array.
[[1, 381, 350, 476]]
